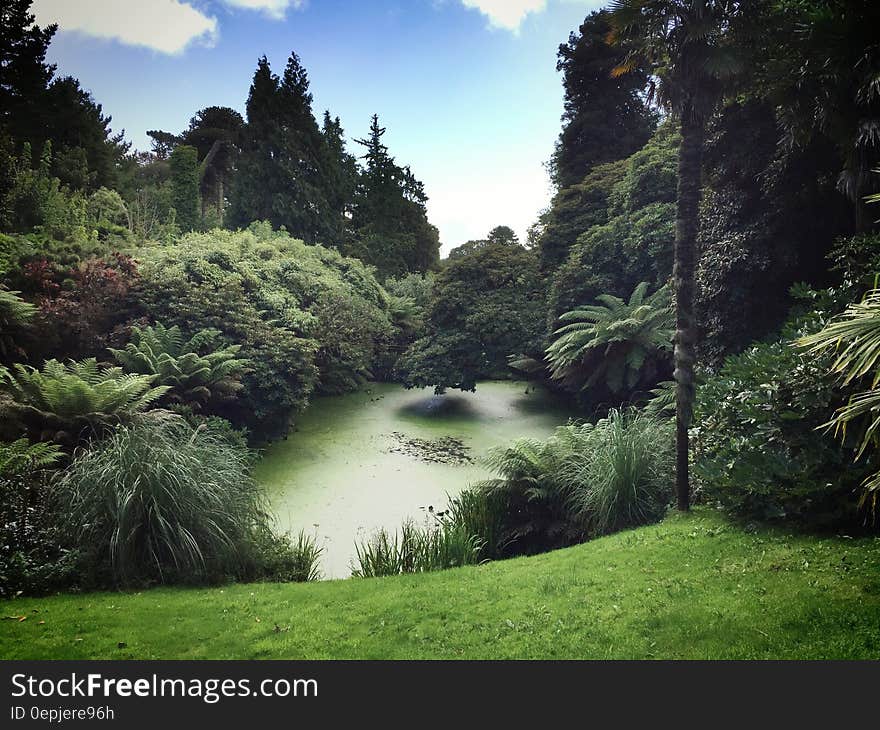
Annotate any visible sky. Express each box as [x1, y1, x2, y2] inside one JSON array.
[[31, 0, 604, 255]]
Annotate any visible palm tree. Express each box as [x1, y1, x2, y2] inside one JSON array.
[[798, 287, 880, 514], [546, 281, 673, 395], [608, 0, 745, 510]]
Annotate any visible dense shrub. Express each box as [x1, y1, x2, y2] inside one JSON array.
[[134, 224, 393, 438], [474, 410, 674, 557], [694, 307, 871, 526], [55, 415, 311, 585], [0, 439, 76, 597]]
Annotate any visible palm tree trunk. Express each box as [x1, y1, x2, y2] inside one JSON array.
[[674, 113, 704, 512]]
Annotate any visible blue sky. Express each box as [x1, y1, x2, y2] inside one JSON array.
[[32, 1, 603, 253]]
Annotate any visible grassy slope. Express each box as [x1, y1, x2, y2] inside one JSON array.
[[2, 509, 879, 660]]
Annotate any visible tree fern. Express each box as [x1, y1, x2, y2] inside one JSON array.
[[0, 439, 62, 479], [110, 322, 248, 409], [546, 282, 673, 395], [0, 358, 168, 440], [0, 289, 36, 361]]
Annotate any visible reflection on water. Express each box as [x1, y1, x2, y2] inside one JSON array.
[[254, 381, 575, 579]]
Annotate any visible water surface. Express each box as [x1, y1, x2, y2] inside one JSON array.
[[255, 381, 573, 578]]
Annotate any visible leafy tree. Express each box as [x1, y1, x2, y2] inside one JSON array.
[[168, 145, 200, 232], [0, 358, 168, 442], [609, 0, 747, 510], [538, 159, 627, 271], [548, 124, 679, 316], [765, 0, 880, 231], [696, 99, 853, 365], [110, 323, 248, 411], [551, 10, 658, 188], [398, 238, 544, 392], [546, 282, 673, 398]]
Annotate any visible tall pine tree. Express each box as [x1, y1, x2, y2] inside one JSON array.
[[349, 115, 439, 276], [228, 52, 341, 243]]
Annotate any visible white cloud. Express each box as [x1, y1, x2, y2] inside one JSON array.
[[459, 0, 548, 32], [221, 0, 306, 20], [32, 0, 217, 54]]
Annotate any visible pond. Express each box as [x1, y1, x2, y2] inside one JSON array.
[[254, 380, 575, 578]]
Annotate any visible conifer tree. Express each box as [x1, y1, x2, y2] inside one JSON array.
[[169, 144, 200, 232]]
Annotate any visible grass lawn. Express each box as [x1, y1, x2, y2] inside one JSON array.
[[2, 508, 879, 660]]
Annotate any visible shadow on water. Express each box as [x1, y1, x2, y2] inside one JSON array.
[[395, 393, 482, 422]]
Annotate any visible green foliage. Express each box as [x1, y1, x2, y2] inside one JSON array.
[[55, 415, 278, 585], [476, 410, 674, 556], [351, 519, 483, 578], [547, 282, 673, 398], [0, 358, 168, 442], [228, 54, 342, 245], [110, 322, 248, 411], [695, 311, 870, 526], [253, 530, 323, 583], [538, 159, 627, 271], [0, 437, 74, 597], [397, 239, 545, 392], [168, 145, 200, 233], [696, 100, 854, 365], [134, 226, 391, 438], [346, 115, 440, 276], [551, 10, 657, 189], [548, 124, 679, 317], [560, 409, 673, 535], [798, 288, 880, 512], [0, 288, 35, 361]]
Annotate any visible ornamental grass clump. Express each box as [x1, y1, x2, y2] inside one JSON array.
[[56, 414, 272, 585]]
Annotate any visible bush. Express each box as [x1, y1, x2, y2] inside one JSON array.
[[0, 439, 78, 597], [475, 410, 674, 556], [559, 409, 673, 535], [135, 225, 392, 438], [55, 415, 293, 585], [694, 308, 870, 526]]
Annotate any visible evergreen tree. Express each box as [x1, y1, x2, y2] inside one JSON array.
[[169, 145, 200, 232], [228, 56, 278, 227], [349, 115, 440, 276], [321, 110, 359, 239], [228, 53, 337, 243], [552, 10, 658, 189], [0, 0, 56, 143]]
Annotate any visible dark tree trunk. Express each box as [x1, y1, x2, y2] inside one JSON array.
[[673, 113, 705, 512]]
